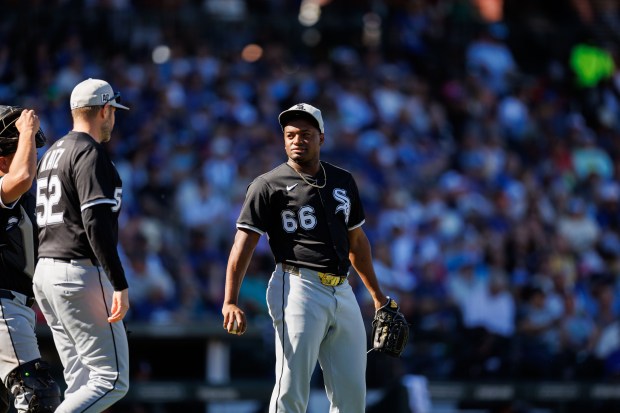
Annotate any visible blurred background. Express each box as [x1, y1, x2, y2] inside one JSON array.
[[4, 0, 620, 412]]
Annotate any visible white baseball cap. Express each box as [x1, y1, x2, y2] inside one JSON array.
[[70, 78, 129, 110], [278, 103, 324, 133]]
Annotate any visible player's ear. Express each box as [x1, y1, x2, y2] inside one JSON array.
[[319, 133, 324, 146], [100, 105, 112, 119]]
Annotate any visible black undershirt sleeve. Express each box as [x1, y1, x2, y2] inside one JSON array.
[[82, 204, 128, 291]]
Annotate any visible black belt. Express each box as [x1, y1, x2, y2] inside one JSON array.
[[43, 257, 99, 266], [0, 289, 35, 307]]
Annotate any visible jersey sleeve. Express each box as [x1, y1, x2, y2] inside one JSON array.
[[73, 145, 117, 210], [347, 175, 365, 230], [236, 177, 271, 235], [73, 143, 127, 290], [0, 176, 18, 209], [82, 205, 128, 290]]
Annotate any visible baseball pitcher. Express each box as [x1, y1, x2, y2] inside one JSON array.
[[33, 79, 130, 413], [222, 103, 407, 413]]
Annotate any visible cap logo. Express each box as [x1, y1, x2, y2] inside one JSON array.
[[278, 102, 323, 133], [101, 93, 111, 104]]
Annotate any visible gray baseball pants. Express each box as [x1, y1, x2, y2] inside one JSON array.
[[0, 290, 41, 412], [33, 258, 129, 413], [267, 263, 367, 413]]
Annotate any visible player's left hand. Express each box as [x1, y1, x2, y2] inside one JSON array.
[[108, 289, 129, 323], [370, 296, 409, 357], [373, 293, 388, 310]]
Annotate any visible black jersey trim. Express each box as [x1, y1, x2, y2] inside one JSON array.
[[348, 219, 365, 231], [80, 198, 116, 212], [236, 223, 265, 236]]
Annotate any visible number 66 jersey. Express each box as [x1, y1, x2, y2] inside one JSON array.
[[236, 161, 365, 276], [35, 131, 126, 290]]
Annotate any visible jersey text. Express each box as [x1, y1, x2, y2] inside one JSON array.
[[39, 148, 66, 172]]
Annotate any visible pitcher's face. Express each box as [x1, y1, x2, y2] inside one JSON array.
[[283, 119, 323, 164]]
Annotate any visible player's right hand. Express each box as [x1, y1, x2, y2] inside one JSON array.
[[15, 109, 39, 139], [222, 303, 247, 335]]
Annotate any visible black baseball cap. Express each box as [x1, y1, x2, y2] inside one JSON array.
[[0, 105, 46, 155]]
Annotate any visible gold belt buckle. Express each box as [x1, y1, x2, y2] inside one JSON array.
[[318, 272, 345, 287]]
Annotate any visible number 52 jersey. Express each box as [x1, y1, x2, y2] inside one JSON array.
[[35, 131, 122, 261]]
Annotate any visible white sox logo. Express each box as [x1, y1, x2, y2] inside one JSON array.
[[6, 216, 19, 231], [333, 188, 350, 224]]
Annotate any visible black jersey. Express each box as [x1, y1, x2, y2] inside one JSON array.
[[237, 161, 365, 275], [35, 131, 127, 290], [0, 187, 37, 296]]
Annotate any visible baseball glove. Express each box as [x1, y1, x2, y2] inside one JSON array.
[[0, 105, 46, 156], [369, 296, 409, 357]]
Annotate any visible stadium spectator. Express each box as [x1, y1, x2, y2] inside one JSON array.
[[516, 285, 562, 378], [451, 270, 515, 379]]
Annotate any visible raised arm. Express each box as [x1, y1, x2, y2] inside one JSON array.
[[1, 109, 38, 203]]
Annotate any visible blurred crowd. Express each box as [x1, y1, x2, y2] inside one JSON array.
[[4, 0, 620, 382]]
